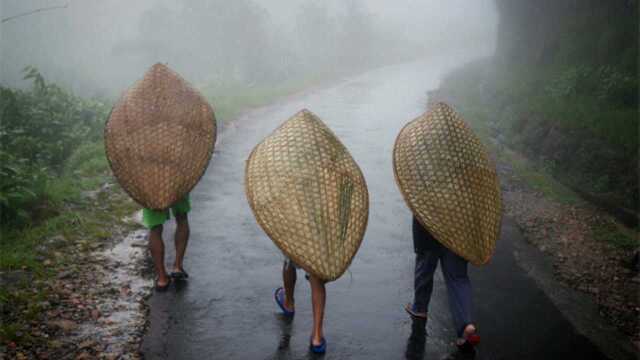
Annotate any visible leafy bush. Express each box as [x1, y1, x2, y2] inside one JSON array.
[[545, 66, 592, 100], [1, 67, 109, 170], [0, 68, 110, 227], [596, 65, 638, 106], [64, 142, 109, 178], [0, 150, 48, 225]]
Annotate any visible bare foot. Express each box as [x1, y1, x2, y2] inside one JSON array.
[[283, 298, 295, 312], [456, 324, 479, 346], [155, 275, 171, 290], [311, 334, 324, 346]]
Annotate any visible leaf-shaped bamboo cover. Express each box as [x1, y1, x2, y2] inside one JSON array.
[[393, 102, 502, 265], [245, 109, 369, 281], [104, 63, 216, 210]]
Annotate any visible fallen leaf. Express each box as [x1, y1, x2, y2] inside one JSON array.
[[91, 309, 100, 320], [75, 352, 91, 360], [47, 319, 77, 332], [78, 339, 96, 349]]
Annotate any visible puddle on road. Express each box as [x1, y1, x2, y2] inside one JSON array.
[[75, 211, 153, 357]]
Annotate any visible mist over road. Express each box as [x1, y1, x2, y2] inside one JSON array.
[[141, 57, 614, 360]]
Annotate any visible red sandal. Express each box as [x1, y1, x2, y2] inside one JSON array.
[[456, 324, 480, 352]]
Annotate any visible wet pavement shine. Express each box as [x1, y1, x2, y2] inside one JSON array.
[[141, 58, 620, 359]]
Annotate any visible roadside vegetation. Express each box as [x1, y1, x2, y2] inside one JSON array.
[[0, 68, 135, 347], [433, 61, 638, 252], [1, 68, 113, 266], [433, 0, 638, 226], [428, 1, 638, 342]]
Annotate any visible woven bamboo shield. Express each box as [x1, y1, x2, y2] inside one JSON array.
[[393, 102, 502, 265], [245, 110, 369, 281], [104, 63, 216, 210]]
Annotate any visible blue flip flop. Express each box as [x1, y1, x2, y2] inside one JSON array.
[[274, 287, 295, 316], [309, 337, 326, 354]]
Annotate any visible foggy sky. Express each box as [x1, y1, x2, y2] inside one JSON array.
[[0, 0, 497, 97]]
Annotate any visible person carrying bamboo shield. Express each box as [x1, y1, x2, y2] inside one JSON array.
[[245, 109, 369, 354], [393, 102, 502, 353], [104, 63, 217, 291]]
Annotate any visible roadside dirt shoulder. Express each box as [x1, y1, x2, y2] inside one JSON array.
[[0, 186, 151, 360], [497, 158, 640, 350]]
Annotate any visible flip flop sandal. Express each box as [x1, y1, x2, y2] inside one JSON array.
[[309, 337, 326, 354], [467, 334, 480, 346], [155, 277, 171, 292], [170, 268, 189, 280], [274, 287, 295, 316], [456, 340, 477, 354], [404, 303, 427, 320]]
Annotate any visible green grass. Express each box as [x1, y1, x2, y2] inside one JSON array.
[[0, 214, 73, 271], [499, 147, 582, 204], [0, 279, 50, 344], [592, 222, 640, 250], [64, 141, 109, 178], [441, 60, 638, 154], [0, 191, 138, 270], [0, 139, 137, 271], [437, 56, 638, 208], [452, 90, 636, 248], [0, 322, 25, 343], [437, 84, 583, 206], [201, 71, 338, 122], [0, 171, 138, 343]]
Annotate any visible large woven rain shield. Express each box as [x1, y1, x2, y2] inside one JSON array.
[[393, 102, 502, 265], [245, 110, 369, 281], [105, 63, 216, 210]]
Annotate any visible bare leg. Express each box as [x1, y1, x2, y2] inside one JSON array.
[[309, 275, 326, 345], [282, 261, 297, 310], [173, 213, 190, 272], [149, 225, 169, 286]]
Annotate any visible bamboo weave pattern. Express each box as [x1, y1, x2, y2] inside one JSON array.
[[105, 63, 216, 210], [245, 110, 369, 281], [393, 102, 502, 265]]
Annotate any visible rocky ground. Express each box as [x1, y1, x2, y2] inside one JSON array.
[[0, 185, 152, 360], [496, 153, 640, 349]]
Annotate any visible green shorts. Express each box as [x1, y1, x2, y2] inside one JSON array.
[[142, 195, 191, 229]]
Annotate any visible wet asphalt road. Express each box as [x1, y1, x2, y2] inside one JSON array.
[[141, 58, 619, 360]]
